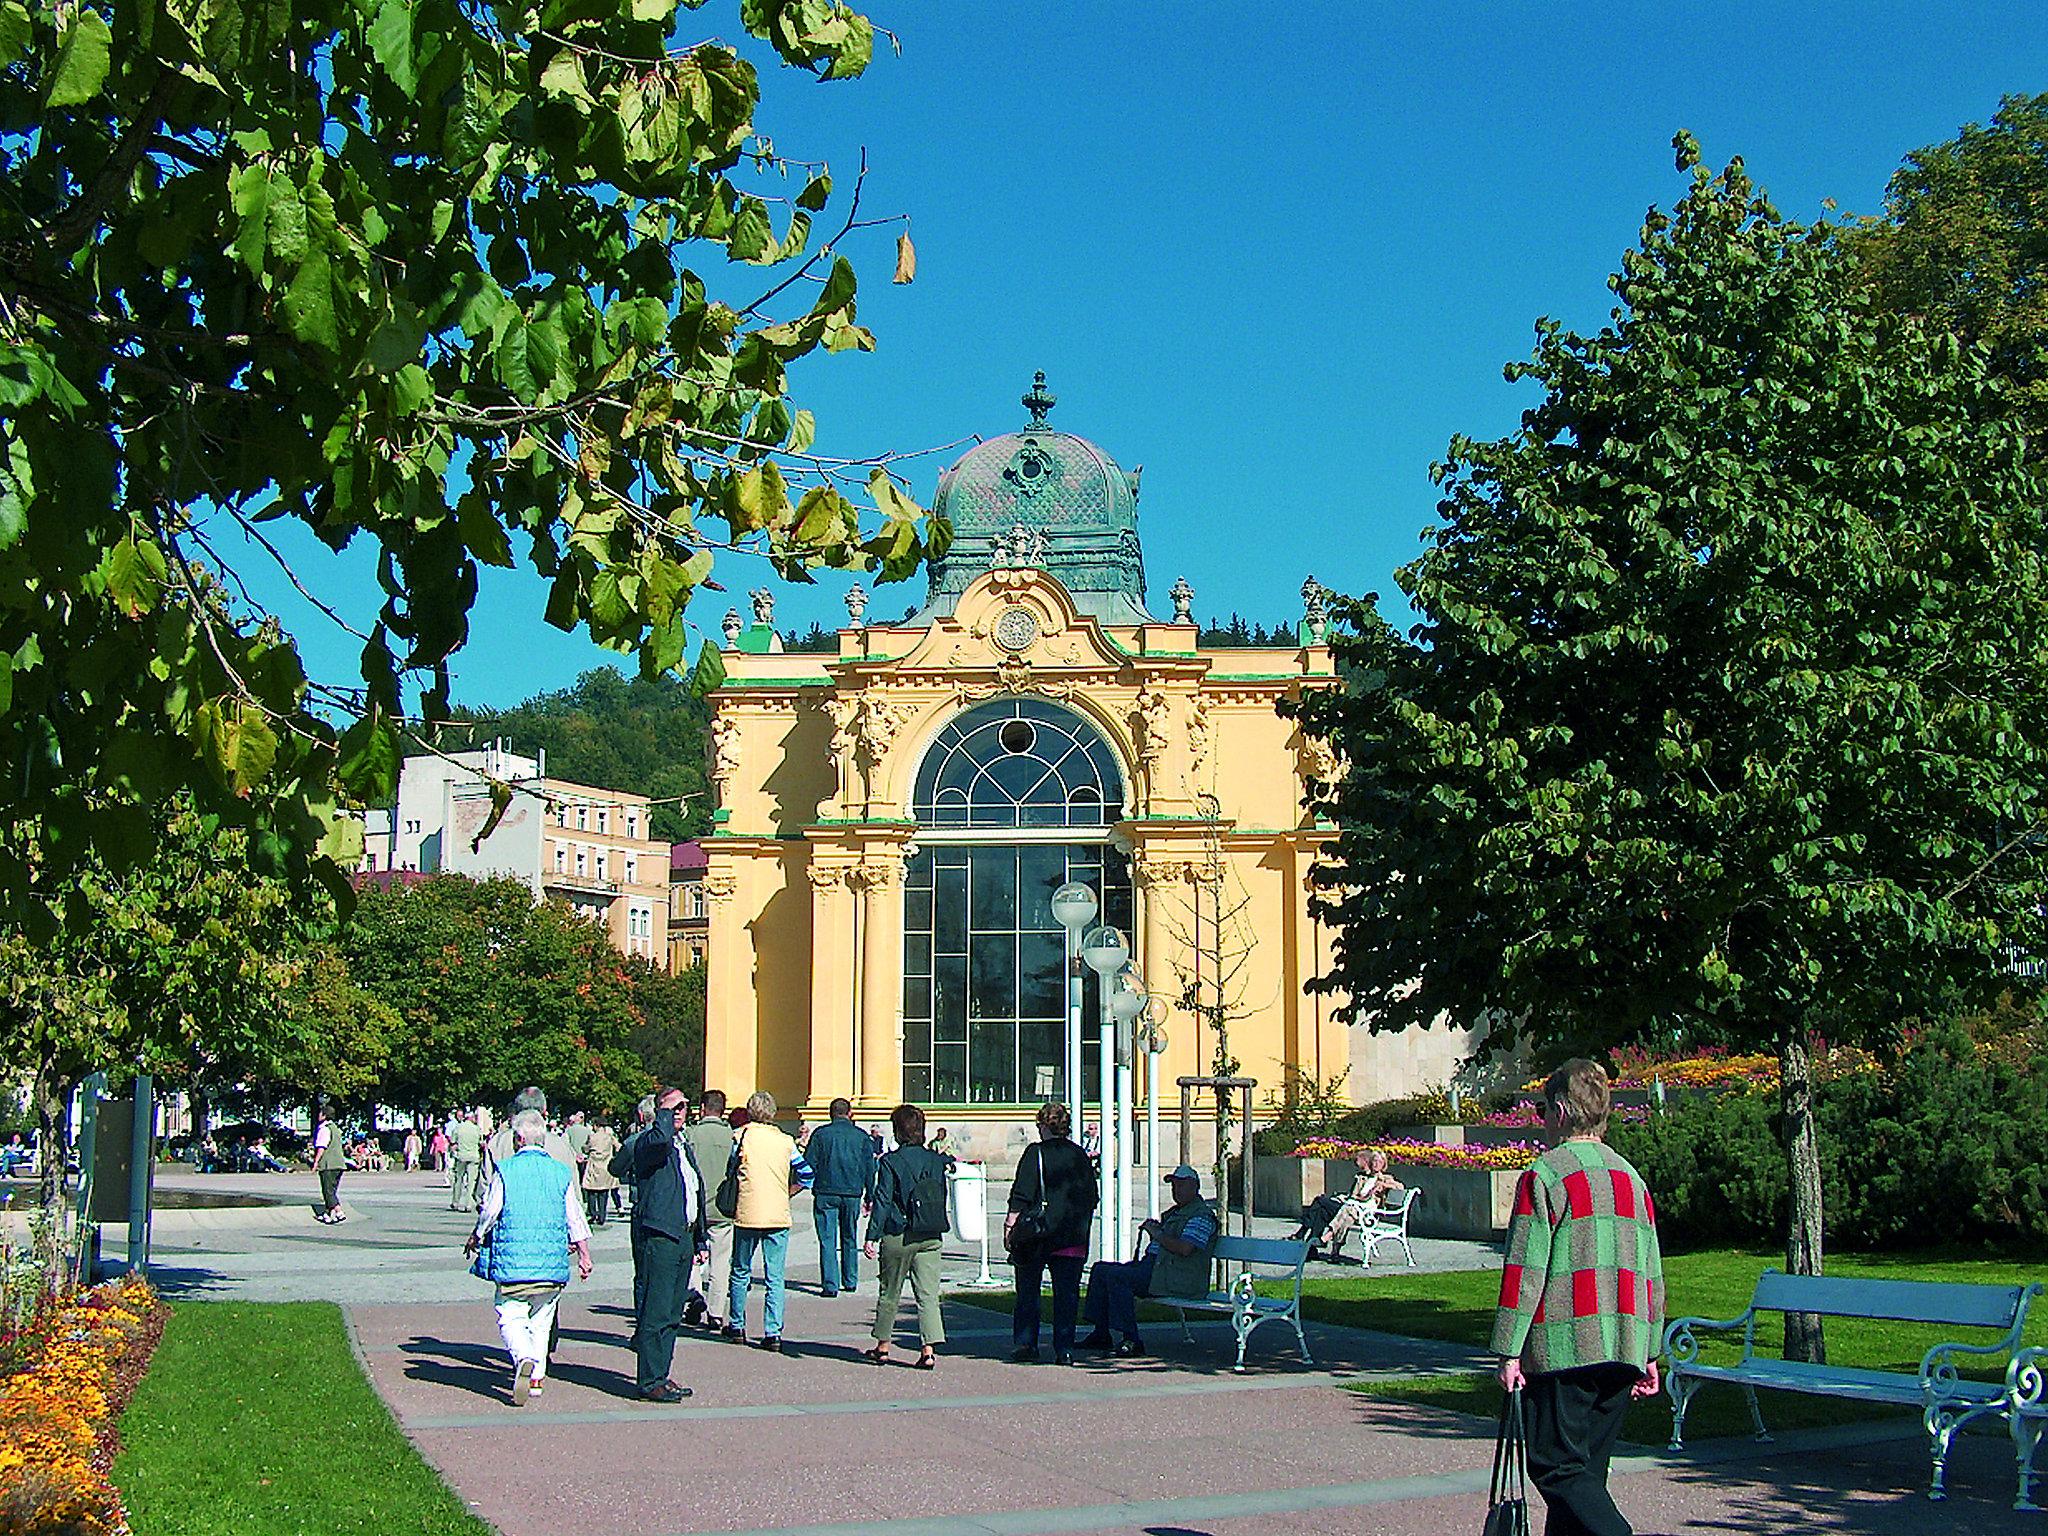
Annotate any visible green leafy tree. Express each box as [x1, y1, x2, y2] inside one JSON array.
[[1852, 93, 2048, 454], [440, 665, 711, 840], [1291, 137, 2048, 1362], [628, 959, 706, 1092], [0, 0, 945, 924]]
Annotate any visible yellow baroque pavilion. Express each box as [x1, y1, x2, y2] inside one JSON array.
[[701, 376, 1479, 1158]]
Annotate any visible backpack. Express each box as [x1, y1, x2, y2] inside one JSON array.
[[902, 1151, 950, 1239]]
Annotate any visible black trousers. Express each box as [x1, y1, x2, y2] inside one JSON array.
[[584, 1188, 609, 1227], [1012, 1252, 1085, 1353], [634, 1229, 690, 1392], [1523, 1363, 1640, 1536], [1297, 1193, 1343, 1244], [629, 1223, 649, 1339]]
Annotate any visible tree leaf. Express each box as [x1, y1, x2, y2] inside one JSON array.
[[892, 229, 916, 284], [690, 640, 726, 698], [282, 247, 339, 353], [0, 2, 34, 71], [731, 461, 787, 532], [45, 9, 111, 107], [337, 710, 401, 802], [369, 0, 418, 96]]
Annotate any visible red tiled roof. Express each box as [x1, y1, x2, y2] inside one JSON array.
[[670, 839, 708, 875]]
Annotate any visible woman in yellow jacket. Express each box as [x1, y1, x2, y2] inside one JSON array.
[[723, 1091, 814, 1350]]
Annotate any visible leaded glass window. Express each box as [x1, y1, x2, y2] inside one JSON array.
[[911, 698, 1124, 829]]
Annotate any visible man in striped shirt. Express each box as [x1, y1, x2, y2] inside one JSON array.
[[1492, 1058, 1665, 1536]]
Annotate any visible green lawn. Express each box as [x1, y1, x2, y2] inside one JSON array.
[[115, 1302, 489, 1536]]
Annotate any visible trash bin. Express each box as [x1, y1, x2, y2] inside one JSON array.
[[947, 1160, 987, 1242]]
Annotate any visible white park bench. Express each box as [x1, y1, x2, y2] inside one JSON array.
[[1334, 1187, 1422, 1268], [1662, 1268, 2042, 1502], [2000, 1348, 2048, 1510], [1159, 1234, 1314, 1373]]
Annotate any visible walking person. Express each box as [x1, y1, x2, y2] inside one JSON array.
[[805, 1096, 876, 1298], [402, 1127, 422, 1173], [863, 1103, 951, 1370], [725, 1091, 813, 1351], [312, 1111, 349, 1224], [581, 1114, 620, 1229], [628, 1087, 710, 1401], [1492, 1058, 1666, 1536], [1005, 1101, 1098, 1364], [448, 1112, 483, 1210], [683, 1090, 735, 1329], [464, 1110, 593, 1406]]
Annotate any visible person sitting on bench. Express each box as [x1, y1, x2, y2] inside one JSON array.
[[1080, 1165, 1220, 1358], [1316, 1150, 1403, 1259]]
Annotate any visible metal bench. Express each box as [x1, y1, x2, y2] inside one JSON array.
[[1337, 1187, 1421, 1268], [1158, 1234, 1313, 1373], [1663, 1268, 2042, 1502]]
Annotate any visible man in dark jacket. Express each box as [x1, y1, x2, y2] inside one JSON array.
[[804, 1096, 877, 1297], [611, 1095, 656, 1343], [628, 1087, 709, 1402]]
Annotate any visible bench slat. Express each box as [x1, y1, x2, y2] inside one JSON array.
[[1681, 1359, 2002, 1406], [1750, 1270, 2028, 1330], [1213, 1236, 1308, 1266]]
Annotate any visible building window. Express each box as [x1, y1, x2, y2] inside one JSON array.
[[404, 818, 421, 834], [365, 851, 378, 871], [575, 806, 587, 830], [626, 812, 639, 838], [554, 845, 565, 873], [596, 852, 607, 881], [576, 848, 587, 877], [685, 886, 704, 919], [625, 855, 637, 885], [904, 700, 1131, 1105]]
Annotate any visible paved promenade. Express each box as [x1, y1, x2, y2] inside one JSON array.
[[147, 1170, 2044, 1536]]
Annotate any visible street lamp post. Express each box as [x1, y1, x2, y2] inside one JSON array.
[[1080, 925, 1129, 1261], [1049, 882, 1098, 1157], [1110, 971, 1147, 1257]]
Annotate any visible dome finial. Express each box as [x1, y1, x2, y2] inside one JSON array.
[[1022, 370, 1056, 426]]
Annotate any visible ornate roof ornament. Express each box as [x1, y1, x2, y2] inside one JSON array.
[[1022, 370, 1057, 426], [844, 583, 869, 626], [1302, 575, 1329, 645], [721, 608, 743, 646], [991, 523, 1048, 571], [1169, 576, 1194, 624], [750, 587, 775, 626]]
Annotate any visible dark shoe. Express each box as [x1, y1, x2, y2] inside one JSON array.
[[639, 1381, 693, 1402], [722, 1326, 747, 1344], [821, 1288, 838, 1299], [1113, 1337, 1145, 1358], [1009, 1346, 1038, 1363], [682, 1299, 706, 1328], [1054, 1351, 1076, 1366], [758, 1336, 782, 1353], [705, 1316, 726, 1332], [1080, 1329, 1114, 1351]]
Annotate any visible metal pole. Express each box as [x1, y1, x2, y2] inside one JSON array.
[[127, 1074, 153, 1275], [1146, 1041, 1161, 1221], [1098, 994, 1117, 1260], [1115, 1041, 1133, 1258], [1065, 931, 1083, 1153]]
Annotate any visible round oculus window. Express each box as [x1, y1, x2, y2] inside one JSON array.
[[999, 719, 1037, 755], [993, 606, 1040, 652]]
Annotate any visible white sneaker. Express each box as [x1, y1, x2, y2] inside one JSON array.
[[512, 1359, 535, 1405]]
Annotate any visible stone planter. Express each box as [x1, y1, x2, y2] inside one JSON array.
[[1383, 1163, 1521, 1240], [1398, 1123, 1546, 1150]]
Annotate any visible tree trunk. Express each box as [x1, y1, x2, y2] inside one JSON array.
[[1779, 1031, 1826, 1364], [31, 1060, 72, 1293]]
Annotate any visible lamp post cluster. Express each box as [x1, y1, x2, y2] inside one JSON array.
[[1052, 881, 1167, 1262]]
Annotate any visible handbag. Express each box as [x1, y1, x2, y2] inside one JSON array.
[[715, 1130, 743, 1220], [1005, 1145, 1050, 1258], [1484, 1387, 1531, 1536]]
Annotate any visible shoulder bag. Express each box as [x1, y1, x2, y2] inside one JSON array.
[[1483, 1386, 1531, 1536], [1005, 1144, 1050, 1258], [715, 1128, 744, 1220]]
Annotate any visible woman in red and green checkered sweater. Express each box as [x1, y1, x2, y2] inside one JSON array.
[[1492, 1059, 1665, 1536]]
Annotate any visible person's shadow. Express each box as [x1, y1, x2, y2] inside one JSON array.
[[402, 1334, 646, 1401]]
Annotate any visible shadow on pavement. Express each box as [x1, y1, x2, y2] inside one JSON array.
[[146, 1263, 233, 1297]]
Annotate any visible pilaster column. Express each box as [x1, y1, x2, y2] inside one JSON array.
[[856, 857, 904, 1108], [805, 860, 859, 1104], [702, 867, 750, 1093]]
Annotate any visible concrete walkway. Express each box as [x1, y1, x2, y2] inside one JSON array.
[[151, 1170, 2044, 1536]]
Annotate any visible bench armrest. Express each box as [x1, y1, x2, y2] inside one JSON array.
[[1663, 1311, 1755, 1367], [2008, 1346, 2048, 1412]]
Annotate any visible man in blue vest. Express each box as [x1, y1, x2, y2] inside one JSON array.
[[465, 1110, 593, 1406]]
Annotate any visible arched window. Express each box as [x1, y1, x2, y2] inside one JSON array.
[[912, 699, 1124, 830]]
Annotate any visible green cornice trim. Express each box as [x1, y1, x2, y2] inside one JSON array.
[[719, 677, 832, 689], [809, 818, 919, 828], [1207, 673, 1295, 683]]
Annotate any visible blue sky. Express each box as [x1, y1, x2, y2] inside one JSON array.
[[239, 1, 2048, 710]]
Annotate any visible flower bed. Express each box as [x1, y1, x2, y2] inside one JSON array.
[[1473, 1100, 1650, 1129], [1292, 1136, 1542, 1172], [0, 1275, 167, 1536]]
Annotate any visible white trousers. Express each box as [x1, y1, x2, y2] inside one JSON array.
[[493, 1285, 564, 1376], [691, 1222, 735, 1320]]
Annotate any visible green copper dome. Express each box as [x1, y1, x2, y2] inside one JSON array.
[[915, 373, 1151, 625]]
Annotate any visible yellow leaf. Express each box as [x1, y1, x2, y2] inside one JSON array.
[[893, 230, 916, 285]]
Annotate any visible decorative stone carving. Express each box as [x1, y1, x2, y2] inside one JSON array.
[[844, 583, 868, 625], [1135, 684, 1173, 769], [991, 523, 1049, 570], [750, 587, 775, 626], [1186, 694, 1212, 778], [808, 864, 849, 891], [702, 870, 738, 902], [1301, 576, 1328, 645], [993, 606, 1040, 653], [1295, 731, 1340, 785], [721, 608, 743, 646], [855, 696, 905, 765], [854, 857, 901, 892], [1169, 576, 1194, 624], [709, 716, 742, 803]]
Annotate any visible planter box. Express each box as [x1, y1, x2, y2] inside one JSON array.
[[1384, 1163, 1521, 1240], [1399, 1122, 1549, 1150]]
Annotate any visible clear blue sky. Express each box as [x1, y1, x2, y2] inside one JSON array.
[[241, 1, 2048, 710]]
